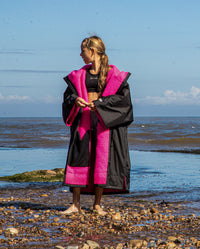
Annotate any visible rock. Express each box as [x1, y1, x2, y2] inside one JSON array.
[[129, 239, 145, 248], [5, 227, 19, 236], [76, 231, 85, 237], [112, 212, 121, 221], [132, 211, 139, 218], [116, 243, 123, 249], [66, 246, 79, 249], [53, 217, 60, 222], [140, 209, 147, 215], [86, 240, 100, 249], [46, 170, 57, 175], [166, 242, 176, 248], [158, 240, 167, 246], [196, 241, 200, 247], [81, 244, 89, 249], [167, 236, 181, 244], [55, 246, 66, 249], [150, 207, 159, 213], [142, 240, 148, 247]]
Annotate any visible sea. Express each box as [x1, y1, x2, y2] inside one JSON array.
[[0, 117, 200, 207]]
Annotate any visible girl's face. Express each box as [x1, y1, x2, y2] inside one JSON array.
[[80, 46, 93, 64]]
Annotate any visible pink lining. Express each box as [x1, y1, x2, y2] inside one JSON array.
[[94, 121, 109, 184], [93, 65, 128, 185], [67, 65, 91, 139], [77, 107, 91, 139], [66, 104, 80, 126], [68, 65, 90, 102], [64, 166, 89, 185], [103, 65, 128, 96]]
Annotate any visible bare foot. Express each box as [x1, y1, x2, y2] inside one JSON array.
[[93, 204, 107, 216], [60, 204, 80, 215]]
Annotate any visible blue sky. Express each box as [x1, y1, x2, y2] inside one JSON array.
[[0, 0, 200, 117]]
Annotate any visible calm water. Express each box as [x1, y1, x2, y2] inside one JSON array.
[[0, 117, 200, 204], [0, 117, 200, 152]]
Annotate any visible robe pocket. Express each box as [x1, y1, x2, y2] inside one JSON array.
[[67, 130, 90, 167]]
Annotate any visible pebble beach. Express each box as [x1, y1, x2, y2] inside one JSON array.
[[0, 183, 200, 249]]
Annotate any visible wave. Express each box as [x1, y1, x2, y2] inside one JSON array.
[[128, 136, 200, 145], [1, 117, 200, 153]]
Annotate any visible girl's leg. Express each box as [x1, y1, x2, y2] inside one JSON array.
[[60, 187, 81, 214], [93, 186, 107, 216]]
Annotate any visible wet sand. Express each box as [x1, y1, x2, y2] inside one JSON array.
[[0, 184, 200, 248]]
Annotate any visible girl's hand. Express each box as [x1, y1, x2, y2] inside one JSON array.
[[75, 97, 88, 108], [88, 101, 96, 111]]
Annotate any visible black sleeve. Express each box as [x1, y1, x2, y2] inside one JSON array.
[[62, 76, 79, 124], [94, 81, 133, 128]]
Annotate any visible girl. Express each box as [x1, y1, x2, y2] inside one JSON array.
[[62, 36, 133, 215]]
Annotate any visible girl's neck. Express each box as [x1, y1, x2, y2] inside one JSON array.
[[90, 57, 101, 75]]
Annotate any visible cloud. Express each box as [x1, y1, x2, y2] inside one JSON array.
[[0, 49, 33, 55], [0, 69, 67, 74], [135, 86, 200, 105], [0, 85, 30, 88], [0, 92, 62, 104], [43, 95, 62, 104], [0, 92, 31, 102]]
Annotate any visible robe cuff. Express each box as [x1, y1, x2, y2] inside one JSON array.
[[66, 101, 80, 126]]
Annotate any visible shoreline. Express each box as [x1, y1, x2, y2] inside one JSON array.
[[0, 184, 200, 248], [1, 146, 200, 154]]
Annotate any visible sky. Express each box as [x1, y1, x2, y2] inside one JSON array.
[[0, 0, 200, 117]]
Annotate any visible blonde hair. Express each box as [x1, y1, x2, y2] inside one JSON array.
[[81, 36, 109, 96]]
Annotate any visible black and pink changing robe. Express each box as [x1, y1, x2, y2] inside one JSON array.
[[62, 65, 133, 193]]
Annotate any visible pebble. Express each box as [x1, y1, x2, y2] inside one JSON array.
[[53, 217, 60, 222], [116, 243, 123, 249], [46, 169, 57, 175], [129, 239, 147, 248], [140, 209, 147, 215], [66, 246, 79, 249], [166, 242, 177, 248], [167, 236, 181, 244], [196, 241, 200, 247], [86, 240, 100, 249], [5, 227, 19, 236], [112, 212, 121, 221], [150, 207, 159, 213], [81, 244, 89, 249]]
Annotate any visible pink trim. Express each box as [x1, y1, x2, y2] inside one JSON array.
[[67, 66, 91, 139], [94, 121, 110, 185], [68, 65, 90, 103], [103, 65, 128, 96], [92, 65, 128, 185], [66, 104, 80, 126], [77, 107, 91, 139], [64, 165, 89, 185]]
